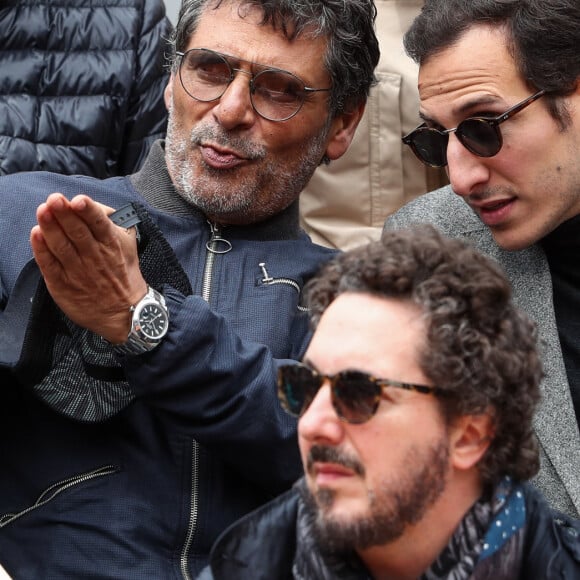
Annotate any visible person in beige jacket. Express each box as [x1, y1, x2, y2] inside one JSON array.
[[300, 0, 447, 250]]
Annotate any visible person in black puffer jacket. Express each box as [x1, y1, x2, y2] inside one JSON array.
[[0, 0, 172, 178]]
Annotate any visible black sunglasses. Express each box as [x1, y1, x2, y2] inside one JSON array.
[[402, 90, 546, 168], [277, 363, 442, 425]]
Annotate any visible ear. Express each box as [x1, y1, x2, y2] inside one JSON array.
[[164, 74, 175, 110], [569, 80, 580, 115], [449, 412, 494, 472], [324, 102, 366, 161]]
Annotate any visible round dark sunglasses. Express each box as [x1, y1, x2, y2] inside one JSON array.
[[277, 363, 442, 425], [402, 90, 546, 168]]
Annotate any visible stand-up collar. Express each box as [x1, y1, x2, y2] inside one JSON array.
[[129, 140, 304, 241]]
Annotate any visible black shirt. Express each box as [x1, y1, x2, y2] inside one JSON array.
[[541, 214, 580, 427]]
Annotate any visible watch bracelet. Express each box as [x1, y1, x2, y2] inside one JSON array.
[[112, 285, 169, 355]]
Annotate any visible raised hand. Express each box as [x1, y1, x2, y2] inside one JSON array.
[[30, 193, 148, 343]]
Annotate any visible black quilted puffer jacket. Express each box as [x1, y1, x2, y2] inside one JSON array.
[[0, 0, 172, 177]]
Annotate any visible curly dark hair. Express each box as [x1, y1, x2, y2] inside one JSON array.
[[403, 0, 580, 128], [169, 0, 379, 117], [304, 225, 542, 487]]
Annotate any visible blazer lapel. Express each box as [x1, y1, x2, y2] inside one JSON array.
[[486, 241, 580, 513]]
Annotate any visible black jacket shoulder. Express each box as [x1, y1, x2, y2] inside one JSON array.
[[522, 483, 580, 578], [199, 489, 299, 580]]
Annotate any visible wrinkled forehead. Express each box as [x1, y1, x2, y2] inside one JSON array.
[[180, 1, 331, 83]]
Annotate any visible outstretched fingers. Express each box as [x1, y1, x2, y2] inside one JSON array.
[[30, 193, 147, 342]]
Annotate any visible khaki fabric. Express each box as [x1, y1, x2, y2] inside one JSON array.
[[300, 0, 447, 250]]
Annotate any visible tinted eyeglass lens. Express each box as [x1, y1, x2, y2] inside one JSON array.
[[180, 49, 232, 102], [252, 70, 304, 121], [409, 128, 448, 168], [180, 49, 305, 121], [333, 371, 380, 424], [278, 365, 320, 417], [457, 119, 502, 157]]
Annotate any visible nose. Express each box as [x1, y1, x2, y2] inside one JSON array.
[[298, 383, 345, 445], [445, 133, 491, 198], [212, 70, 258, 130]]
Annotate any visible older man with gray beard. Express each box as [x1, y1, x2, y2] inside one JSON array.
[[0, 0, 379, 577]]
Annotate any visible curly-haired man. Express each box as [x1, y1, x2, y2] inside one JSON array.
[[200, 225, 580, 579]]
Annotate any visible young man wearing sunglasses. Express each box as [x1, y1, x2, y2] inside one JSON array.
[[200, 225, 580, 579], [0, 0, 379, 577], [385, 0, 580, 518]]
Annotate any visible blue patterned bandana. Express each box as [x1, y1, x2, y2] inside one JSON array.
[[422, 477, 526, 580]]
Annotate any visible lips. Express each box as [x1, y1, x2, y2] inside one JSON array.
[[472, 198, 515, 227], [311, 462, 355, 486], [200, 144, 246, 169]]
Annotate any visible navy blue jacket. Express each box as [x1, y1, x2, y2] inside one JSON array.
[[0, 0, 171, 177], [0, 142, 337, 578]]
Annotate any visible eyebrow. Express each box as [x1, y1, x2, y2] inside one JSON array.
[[419, 94, 505, 126], [202, 47, 295, 76], [302, 359, 376, 379]]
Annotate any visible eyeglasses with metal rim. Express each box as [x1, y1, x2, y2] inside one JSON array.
[[277, 362, 443, 425], [175, 47, 332, 122], [402, 89, 546, 168]]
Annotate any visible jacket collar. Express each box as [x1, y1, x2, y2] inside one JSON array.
[[129, 139, 304, 241], [207, 488, 299, 578]]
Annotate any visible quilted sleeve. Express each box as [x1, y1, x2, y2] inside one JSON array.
[[117, 0, 173, 174]]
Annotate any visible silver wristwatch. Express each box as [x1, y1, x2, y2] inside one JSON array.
[[113, 286, 169, 355]]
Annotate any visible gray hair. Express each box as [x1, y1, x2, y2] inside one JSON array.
[[168, 0, 379, 116]]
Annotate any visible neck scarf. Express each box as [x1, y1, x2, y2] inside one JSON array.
[[422, 477, 526, 580], [293, 477, 526, 580]]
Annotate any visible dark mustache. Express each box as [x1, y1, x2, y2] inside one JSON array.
[[307, 445, 365, 477]]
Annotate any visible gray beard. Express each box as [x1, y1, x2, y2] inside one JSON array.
[[164, 109, 330, 224]]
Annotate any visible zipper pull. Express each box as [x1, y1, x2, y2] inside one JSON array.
[[206, 222, 232, 254], [259, 262, 274, 283]]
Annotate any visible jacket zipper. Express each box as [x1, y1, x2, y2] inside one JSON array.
[[0, 465, 117, 528], [259, 262, 308, 312], [179, 443, 200, 580], [180, 222, 231, 579], [202, 222, 232, 301]]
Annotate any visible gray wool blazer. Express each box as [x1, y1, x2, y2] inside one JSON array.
[[385, 185, 580, 518]]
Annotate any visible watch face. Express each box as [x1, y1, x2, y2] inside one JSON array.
[[137, 303, 169, 340]]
